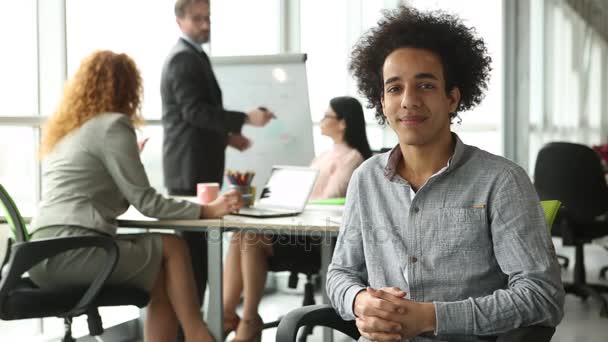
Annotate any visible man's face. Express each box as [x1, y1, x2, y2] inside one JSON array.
[[381, 47, 460, 147], [177, 1, 210, 44]]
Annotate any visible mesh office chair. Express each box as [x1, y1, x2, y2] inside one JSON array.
[[275, 200, 562, 342], [0, 184, 149, 341], [534, 142, 608, 317]]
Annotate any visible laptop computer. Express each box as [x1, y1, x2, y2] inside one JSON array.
[[232, 165, 319, 218]]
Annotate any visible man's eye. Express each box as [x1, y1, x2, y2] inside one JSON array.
[[419, 83, 435, 90], [386, 86, 400, 93]]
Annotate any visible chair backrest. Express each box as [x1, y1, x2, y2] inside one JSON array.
[[534, 142, 608, 221], [0, 184, 29, 242]]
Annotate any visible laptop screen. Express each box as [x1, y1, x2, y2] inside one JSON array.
[[256, 166, 319, 210]]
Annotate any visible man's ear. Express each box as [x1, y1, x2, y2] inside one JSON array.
[[448, 87, 461, 113], [380, 95, 389, 121]]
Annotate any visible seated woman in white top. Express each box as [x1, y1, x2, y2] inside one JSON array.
[[222, 96, 372, 341], [29, 50, 242, 342]]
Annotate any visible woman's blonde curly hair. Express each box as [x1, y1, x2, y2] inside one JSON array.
[[40, 50, 144, 157]]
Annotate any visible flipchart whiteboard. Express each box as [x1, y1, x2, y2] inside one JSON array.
[[211, 54, 314, 194]]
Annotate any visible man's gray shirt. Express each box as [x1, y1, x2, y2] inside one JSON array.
[[326, 134, 564, 341]]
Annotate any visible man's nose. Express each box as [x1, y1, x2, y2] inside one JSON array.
[[401, 84, 422, 109]]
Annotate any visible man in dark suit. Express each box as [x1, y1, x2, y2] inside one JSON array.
[[161, 0, 274, 312]]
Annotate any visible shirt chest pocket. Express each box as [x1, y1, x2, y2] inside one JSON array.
[[437, 207, 489, 252]]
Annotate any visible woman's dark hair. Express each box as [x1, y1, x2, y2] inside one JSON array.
[[330, 96, 373, 160], [349, 6, 492, 124]]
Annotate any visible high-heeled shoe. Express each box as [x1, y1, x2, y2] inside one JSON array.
[[231, 314, 263, 342], [223, 313, 240, 339]]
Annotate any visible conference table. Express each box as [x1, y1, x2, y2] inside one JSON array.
[[117, 203, 343, 342]]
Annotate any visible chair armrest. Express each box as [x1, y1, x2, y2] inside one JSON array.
[[0, 235, 118, 317], [276, 304, 360, 341], [496, 325, 555, 342]]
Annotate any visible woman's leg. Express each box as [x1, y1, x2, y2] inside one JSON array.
[[144, 266, 178, 342], [234, 233, 273, 339], [223, 233, 244, 324], [160, 234, 213, 342]]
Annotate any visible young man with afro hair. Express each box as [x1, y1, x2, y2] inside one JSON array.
[[326, 6, 564, 342]]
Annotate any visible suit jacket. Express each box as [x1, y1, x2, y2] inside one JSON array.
[[160, 38, 246, 192]]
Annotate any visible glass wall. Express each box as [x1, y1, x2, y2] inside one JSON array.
[[65, 0, 282, 195], [0, 0, 38, 211], [300, 0, 401, 154], [66, 0, 183, 120], [210, 0, 281, 56], [0, 127, 38, 215], [66, 0, 281, 120], [0, 0, 38, 117], [528, 0, 608, 171], [0, 0, 41, 338]]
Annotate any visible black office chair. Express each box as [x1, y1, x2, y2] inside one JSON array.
[[0, 184, 150, 342], [261, 234, 325, 342], [534, 142, 608, 317]]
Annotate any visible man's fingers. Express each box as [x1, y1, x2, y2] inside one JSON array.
[[355, 293, 404, 319], [368, 287, 408, 306], [358, 325, 402, 342], [361, 305, 401, 321], [379, 286, 407, 298], [366, 288, 407, 313], [356, 316, 402, 334]]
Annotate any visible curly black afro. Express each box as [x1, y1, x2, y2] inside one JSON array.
[[349, 6, 492, 124]]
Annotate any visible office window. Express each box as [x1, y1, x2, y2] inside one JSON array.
[[0, 127, 37, 216], [66, 0, 281, 120], [66, 0, 179, 120], [301, 0, 401, 154], [0, 0, 38, 116], [528, 0, 608, 170], [138, 125, 165, 192], [210, 0, 281, 56]]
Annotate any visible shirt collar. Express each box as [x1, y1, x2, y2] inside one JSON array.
[[383, 132, 465, 180], [180, 35, 204, 53]]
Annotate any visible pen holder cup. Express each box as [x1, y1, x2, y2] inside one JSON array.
[[231, 185, 256, 207]]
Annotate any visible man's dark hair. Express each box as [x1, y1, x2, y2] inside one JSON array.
[[174, 0, 208, 18], [350, 6, 492, 124]]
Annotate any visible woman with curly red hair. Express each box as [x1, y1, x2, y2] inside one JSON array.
[[31, 50, 240, 342]]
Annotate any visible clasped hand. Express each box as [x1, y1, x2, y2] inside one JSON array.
[[353, 287, 436, 342]]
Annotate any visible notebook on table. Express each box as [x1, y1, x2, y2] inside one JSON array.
[[231, 165, 319, 218]]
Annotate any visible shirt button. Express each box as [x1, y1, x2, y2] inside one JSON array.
[[413, 207, 420, 213], [410, 256, 418, 263]]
